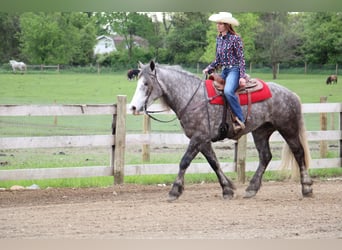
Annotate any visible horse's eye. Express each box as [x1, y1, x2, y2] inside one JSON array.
[[144, 82, 148, 86]]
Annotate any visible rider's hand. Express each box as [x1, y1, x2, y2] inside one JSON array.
[[239, 78, 247, 88]]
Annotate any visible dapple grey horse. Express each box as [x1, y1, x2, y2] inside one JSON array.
[[130, 61, 313, 201]]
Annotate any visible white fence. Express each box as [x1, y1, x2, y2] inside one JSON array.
[[0, 99, 341, 183]]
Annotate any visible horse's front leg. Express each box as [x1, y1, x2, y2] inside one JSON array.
[[168, 138, 200, 202], [200, 142, 235, 199]]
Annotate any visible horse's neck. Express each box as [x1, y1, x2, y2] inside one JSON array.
[[158, 70, 202, 115]]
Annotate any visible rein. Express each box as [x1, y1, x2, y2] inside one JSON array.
[[144, 70, 203, 123]]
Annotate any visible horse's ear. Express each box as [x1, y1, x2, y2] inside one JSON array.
[[138, 61, 144, 69], [150, 60, 155, 71]]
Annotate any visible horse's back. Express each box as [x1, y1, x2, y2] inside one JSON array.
[[265, 81, 303, 126]]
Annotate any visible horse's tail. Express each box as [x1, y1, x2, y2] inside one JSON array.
[[279, 96, 311, 180]]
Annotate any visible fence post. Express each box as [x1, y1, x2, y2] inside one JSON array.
[[340, 108, 342, 167], [113, 95, 126, 185], [320, 96, 328, 158], [142, 114, 151, 162], [236, 135, 247, 184]]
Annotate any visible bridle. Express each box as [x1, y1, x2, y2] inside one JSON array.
[[143, 68, 203, 123]]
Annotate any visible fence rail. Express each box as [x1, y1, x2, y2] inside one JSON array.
[[0, 100, 341, 182], [0, 97, 126, 183], [27, 64, 60, 72]]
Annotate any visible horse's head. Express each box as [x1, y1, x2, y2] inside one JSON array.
[[129, 60, 164, 115]]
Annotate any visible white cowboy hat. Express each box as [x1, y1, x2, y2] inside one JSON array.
[[208, 12, 239, 26]]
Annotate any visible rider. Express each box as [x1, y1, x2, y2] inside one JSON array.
[[203, 12, 247, 131]]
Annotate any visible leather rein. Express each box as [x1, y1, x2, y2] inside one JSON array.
[[143, 70, 203, 123]]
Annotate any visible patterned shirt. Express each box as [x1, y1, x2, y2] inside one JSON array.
[[208, 33, 246, 78]]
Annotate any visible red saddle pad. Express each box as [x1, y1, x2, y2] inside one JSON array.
[[205, 79, 272, 106]]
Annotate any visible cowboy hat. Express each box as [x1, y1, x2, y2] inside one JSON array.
[[208, 12, 239, 26]]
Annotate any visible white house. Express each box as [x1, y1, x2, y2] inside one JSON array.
[[93, 35, 117, 55], [93, 35, 148, 55]]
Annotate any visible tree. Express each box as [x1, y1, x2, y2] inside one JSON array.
[[166, 12, 210, 64], [67, 13, 97, 65], [19, 12, 96, 65], [145, 13, 165, 61], [254, 12, 302, 79], [0, 13, 21, 63], [301, 12, 342, 66]]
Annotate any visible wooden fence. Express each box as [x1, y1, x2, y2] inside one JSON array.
[[0, 96, 127, 184], [27, 64, 60, 72], [0, 98, 341, 184]]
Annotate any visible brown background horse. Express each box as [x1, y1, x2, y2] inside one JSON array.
[[326, 74, 338, 84]]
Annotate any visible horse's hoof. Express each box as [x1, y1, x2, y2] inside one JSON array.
[[302, 185, 313, 198], [223, 188, 234, 200], [303, 192, 314, 198], [223, 193, 234, 200], [167, 195, 179, 202], [302, 190, 314, 198], [244, 190, 257, 198]]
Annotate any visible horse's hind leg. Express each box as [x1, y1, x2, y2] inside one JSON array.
[[283, 135, 313, 197], [245, 126, 274, 198], [200, 141, 235, 199]]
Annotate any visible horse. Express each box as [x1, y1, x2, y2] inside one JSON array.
[[127, 69, 140, 80], [326, 74, 338, 84], [9, 60, 27, 74], [129, 60, 313, 201]]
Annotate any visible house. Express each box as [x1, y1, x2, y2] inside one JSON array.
[[93, 35, 117, 55], [93, 35, 148, 55]]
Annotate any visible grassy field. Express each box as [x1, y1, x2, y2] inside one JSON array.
[[1, 71, 341, 104], [0, 71, 341, 188]]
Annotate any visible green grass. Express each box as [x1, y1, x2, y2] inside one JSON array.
[[0, 72, 341, 188], [1, 72, 341, 105], [1, 167, 341, 189], [0, 73, 134, 104]]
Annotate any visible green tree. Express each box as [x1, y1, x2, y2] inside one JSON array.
[[166, 12, 210, 64], [254, 12, 302, 79], [301, 12, 342, 66], [67, 13, 97, 65], [145, 13, 165, 61], [0, 13, 21, 63], [20, 12, 96, 65]]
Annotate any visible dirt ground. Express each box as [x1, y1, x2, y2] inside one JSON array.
[[0, 179, 341, 239]]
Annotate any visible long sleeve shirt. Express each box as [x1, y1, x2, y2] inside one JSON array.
[[207, 33, 246, 79]]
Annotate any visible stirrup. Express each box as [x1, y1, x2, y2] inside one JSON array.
[[233, 117, 245, 132]]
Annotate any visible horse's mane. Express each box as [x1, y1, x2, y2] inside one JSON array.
[[156, 64, 201, 81]]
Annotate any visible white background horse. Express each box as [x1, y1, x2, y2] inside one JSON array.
[[9, 60, 27, 74]]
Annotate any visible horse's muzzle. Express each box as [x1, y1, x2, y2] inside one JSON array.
[[131, 105, 141, 115]]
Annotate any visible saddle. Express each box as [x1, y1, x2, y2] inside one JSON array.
[[208, 73, 263, 93], [207, 73, 271, 141]]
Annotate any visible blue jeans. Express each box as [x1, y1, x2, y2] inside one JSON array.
[[221, 66, 244, 122]]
